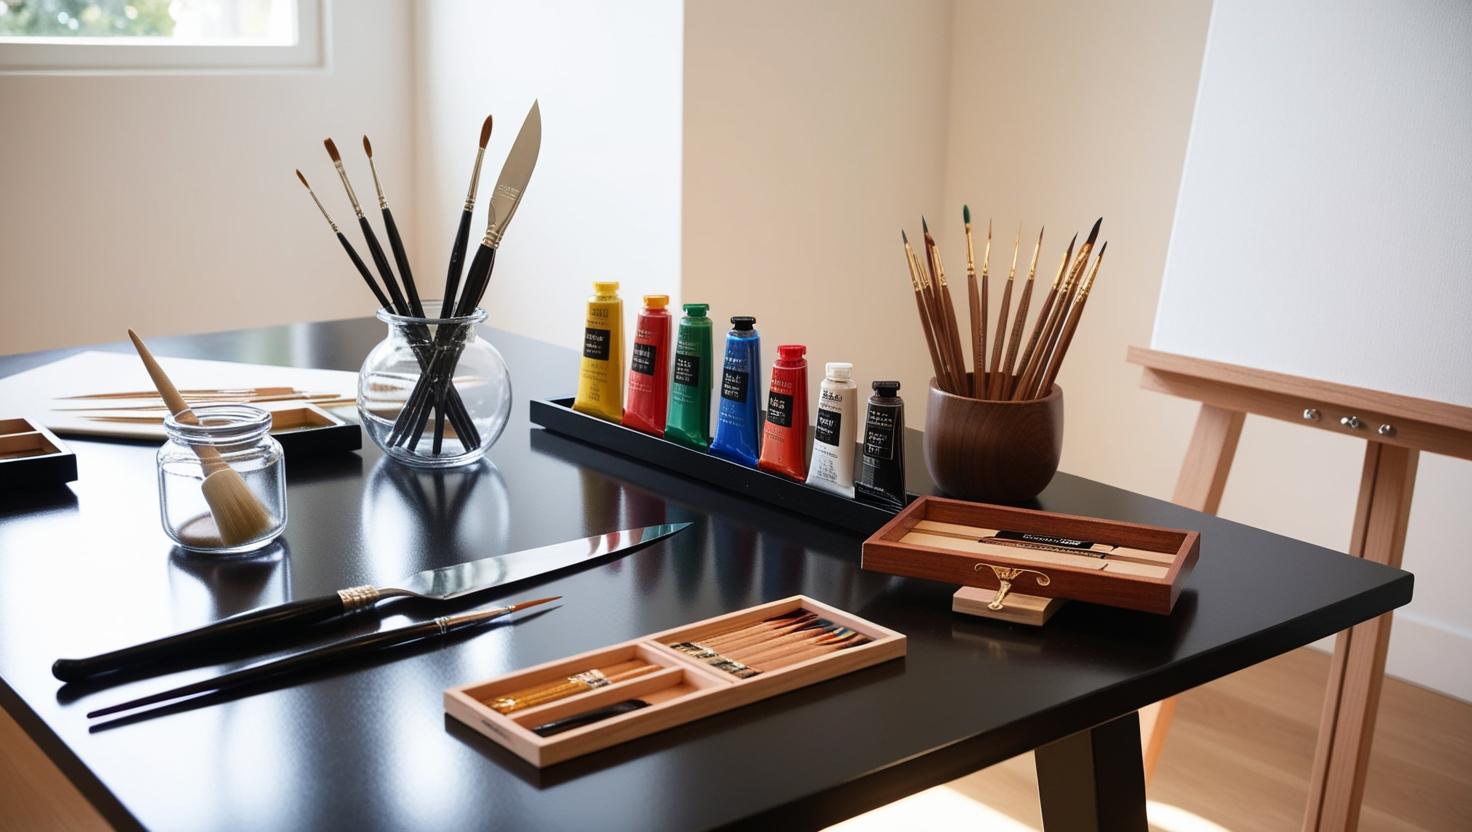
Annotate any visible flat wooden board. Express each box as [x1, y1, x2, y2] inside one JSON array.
[[0, 351, 358, 441], [953, 586, 1064, 626]]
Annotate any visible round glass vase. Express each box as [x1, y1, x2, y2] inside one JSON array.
[[158, 404, 287, 555], [358, 306, 512, 468]]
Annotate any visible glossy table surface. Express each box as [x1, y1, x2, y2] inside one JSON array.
[[0, 319, 1412, 831]]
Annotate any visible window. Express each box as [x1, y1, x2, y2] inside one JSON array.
[[0, 0, 323, 71]]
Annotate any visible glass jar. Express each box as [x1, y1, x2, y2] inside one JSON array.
[[158, 404, 287, 555], [358, 306, 512, 468]]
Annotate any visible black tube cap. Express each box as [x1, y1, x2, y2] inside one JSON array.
[[730, 316, 756, 331], [872, 380, 901, 396]]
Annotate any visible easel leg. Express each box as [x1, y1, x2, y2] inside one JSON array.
[[1304, 442, 1417, 832], [1141, 404, 1244, 778], [1036, 712, 1148, 832]]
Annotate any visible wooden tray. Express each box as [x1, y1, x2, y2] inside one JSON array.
[[861, 496, 1199, 615], [446, 595, 906, 767], [0, 417, 77, 489]]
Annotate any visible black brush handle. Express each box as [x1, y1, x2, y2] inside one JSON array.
[[382, 207, 423, 316], [88, 618, 444, 719], [338, 233, 391, 309], [442, 208, 474, 317], [53, 594, 354, 684], [359, 215, 410, 314], [532, 699, 651, 737]]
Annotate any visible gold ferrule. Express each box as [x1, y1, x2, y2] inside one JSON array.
[[306, 189, 339, 233], [1051, 250, 1069, 289], [367, 158, 388, 210], [480, 227, 502, 249], [333, 161, 364, 217], [964, 225, 976, 274], [981, 236, 992, 280], [931, 248, 949, 288], [463, 147, 486, 212], [1081, 255, 1104, 296]]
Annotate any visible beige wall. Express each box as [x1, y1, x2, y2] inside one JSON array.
[[0, 0, 414, 355]]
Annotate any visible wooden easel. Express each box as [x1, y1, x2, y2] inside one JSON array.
[[1126, 347, 1472, 832]]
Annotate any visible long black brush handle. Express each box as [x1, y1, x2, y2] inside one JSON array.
[[87, 618, 448, 719], [54, 592, 364, 683], [389, 244, 496, 447], [338, 233, 391, 310], [433, 207, 476, 452], [382, 206, 423, 316]]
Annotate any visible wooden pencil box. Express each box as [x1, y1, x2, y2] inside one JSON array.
[[0, 418, 77, 489], [445, 595, 906, 767], [861, 496, 1199, 615]]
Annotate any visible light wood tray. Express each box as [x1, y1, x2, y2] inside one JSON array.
[[862, 496, 1199, 616], [445, 595, 906, 767]]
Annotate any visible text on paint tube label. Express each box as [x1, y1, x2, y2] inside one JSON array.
[[720, 369, 750, 402], [863, 409, 897, 460], [582, 328, 611, 361], [815, 408, 841, 445], [994, 530, 1098, 551], [631, 343, 657, 376], [674, 353, 700, 387], [766, 393, 794, 428]]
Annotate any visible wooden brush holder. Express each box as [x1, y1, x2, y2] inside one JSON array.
[[446, 596, 905, 767], [924, 376, 1063, 503]]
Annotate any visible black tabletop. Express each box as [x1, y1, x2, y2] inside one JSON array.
[[0, 319, 1411, 831]]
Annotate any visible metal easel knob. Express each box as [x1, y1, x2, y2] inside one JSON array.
[[1302, 408, 1320, 421], [1340, 415, 1362, 429], [1378, 424, 1396, 436]]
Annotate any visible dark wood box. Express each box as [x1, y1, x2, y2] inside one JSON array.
[[861, 496, 1199, 614]]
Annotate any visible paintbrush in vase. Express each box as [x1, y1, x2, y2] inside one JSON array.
[[1036, 241, 1106, 396], [999, 227, 1044, 398], [1011, 232, 1073, 401], [901, 230, 947, 389], [363, 135, 424, 316], [323, 138, 414, 316], [88, 597, 559, 720], [986, 227, 1021, 399], [388, 100, 541, 449], [1016, 218, 1099, 399], [127, 331, 273, 547], [297, 169, 480, 444], [924, 217, 969, 394], [964, 206, 985, 397], [431, 115, 494, 453]]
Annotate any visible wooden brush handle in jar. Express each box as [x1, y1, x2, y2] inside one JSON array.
[[127, 331, 227, 473]]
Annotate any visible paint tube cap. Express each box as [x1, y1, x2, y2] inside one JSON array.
[[593, 281, 620, 296], [872, 380, 901, 395], [825, 362, 853, 381], [683, 303, 709, 317], [778, 344, 806, 360], [730, 316, 756, 331], [643, 294, 669, 309]]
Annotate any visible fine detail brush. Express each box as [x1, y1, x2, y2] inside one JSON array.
[[902, 230, 947, 388], [1017, 217, 1100, 399], [979, 221, 993, 392], [1000, 226, 1044, 398], [126, 331, 274, 547], [1011, 232, 1073, 400], [986, 226, 1021, 399], [964, 206, 984, 397], [363, 135, 424, 316], [324, 138, 413, 317], [531, 699, 650, 737], [924, 216, 968, 394], [388, 100, 541, 450], [88, 597, 559, 721], [1037, 242, 1106, 395], [490, 660, 658, 714]]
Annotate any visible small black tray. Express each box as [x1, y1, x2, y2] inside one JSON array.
[[0, 417, 78, 490], [528, 397, 906, 534]]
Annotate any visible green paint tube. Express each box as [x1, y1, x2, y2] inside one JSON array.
[[663, 303, 713, 449]]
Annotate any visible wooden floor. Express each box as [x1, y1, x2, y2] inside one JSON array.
[[4, 647, 1469, 831]]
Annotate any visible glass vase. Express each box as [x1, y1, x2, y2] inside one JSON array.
[[157, 404, 287, 555]]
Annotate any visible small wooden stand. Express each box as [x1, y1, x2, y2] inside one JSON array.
[[1128, 347, 1472, 832], [953, 586, 1064, 626]]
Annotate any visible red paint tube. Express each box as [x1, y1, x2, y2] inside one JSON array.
[[622, 294, 672, 435], [757, 344, 808, 481]]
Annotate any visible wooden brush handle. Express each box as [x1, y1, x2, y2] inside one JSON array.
[[1038, 297, 1088, 395], [127, 331, 226, 472]]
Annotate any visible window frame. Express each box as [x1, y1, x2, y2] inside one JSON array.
[[0, 0, 324, 73]]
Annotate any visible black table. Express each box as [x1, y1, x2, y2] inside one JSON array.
[[0, 320, 1411, 831]]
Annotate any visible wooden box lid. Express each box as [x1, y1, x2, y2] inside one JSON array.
[[861, 496, 1199, 614]]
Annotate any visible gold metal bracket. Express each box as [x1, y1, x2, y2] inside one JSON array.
[[974, 563, 1051, 610]]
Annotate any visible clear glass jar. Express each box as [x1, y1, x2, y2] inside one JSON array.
[[158, 404, 287, 555], [358, 306, 512, 468]]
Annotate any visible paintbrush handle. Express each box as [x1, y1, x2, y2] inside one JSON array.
[[359, 216, 410, 314], [52, 589, 381, 683], [441, 208, 474, 317], [338, 233, 391, 309], [87, 616, 449, 719], [382, 207, 423, 316]]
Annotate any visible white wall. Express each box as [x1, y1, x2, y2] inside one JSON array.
[[0, 0, 415, 354], [412, 0, 684, 352]]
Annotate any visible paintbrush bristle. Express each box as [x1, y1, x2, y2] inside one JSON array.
[[963, 204, 971, 224], [323, 138, 341, 163], [295, 169, 310, 189], [921, 215, 929, 234], [510, 596, 561, 612], [1085, 217, 1102, 246], [900, 228, 909, 244], [479, 115, 493, 149], [362, 135, 373, 157]]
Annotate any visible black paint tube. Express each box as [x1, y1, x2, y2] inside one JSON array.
[[854, 380, 907, 509]]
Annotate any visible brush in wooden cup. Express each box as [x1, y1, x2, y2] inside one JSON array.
[[127, 331, 273, 547]]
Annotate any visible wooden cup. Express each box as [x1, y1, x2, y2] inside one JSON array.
[[923, 374, 1063, 503]]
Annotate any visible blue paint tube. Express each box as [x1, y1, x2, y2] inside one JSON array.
[[709, 316, 762, 467]]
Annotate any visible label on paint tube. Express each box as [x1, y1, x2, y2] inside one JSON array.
[[583, 328, 612, 361], [815, 408, 841, 446], [721, 368, 750, 402], [863, 409, 897, 460], [673, 353, 700, 387], [766, 393, 794, 428], [631, 343, 657, 376]]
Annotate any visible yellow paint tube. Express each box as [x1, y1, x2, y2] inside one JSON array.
[[573, 281, 624, 422]]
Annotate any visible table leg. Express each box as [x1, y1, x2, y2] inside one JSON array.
[[1035, 711, 1148, 832]]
